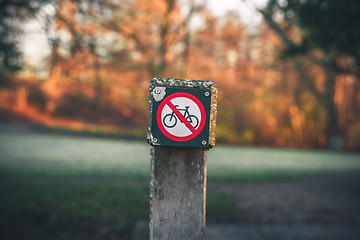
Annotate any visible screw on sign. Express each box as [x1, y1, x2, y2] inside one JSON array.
[[157, 92, 206, 142]]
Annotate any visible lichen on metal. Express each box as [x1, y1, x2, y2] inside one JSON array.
[[150, 77, 215, 90], [208, 84, 218, 147]]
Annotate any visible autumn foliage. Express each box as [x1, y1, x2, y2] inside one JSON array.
[[0, 0, 359, 150]]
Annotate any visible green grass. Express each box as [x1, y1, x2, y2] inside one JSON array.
[[0, 181, 236, 239], [0, 132, 150, 178], [1, 129, 360, 239], [207, 191, 239, 222], [0, 182, 148, 240], [1, 131, 359, 181], [208, 145, 360, 182]]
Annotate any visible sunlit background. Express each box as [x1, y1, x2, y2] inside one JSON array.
[[1, 0, 358, 149], [0, 0, 360, 239]]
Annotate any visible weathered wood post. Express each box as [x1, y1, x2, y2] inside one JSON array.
[[147, 78, 217, 239]]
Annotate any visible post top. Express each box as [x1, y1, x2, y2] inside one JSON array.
[[150, 77, 216, 90]]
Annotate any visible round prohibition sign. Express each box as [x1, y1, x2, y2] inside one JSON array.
[[157, 92, 206, 142]]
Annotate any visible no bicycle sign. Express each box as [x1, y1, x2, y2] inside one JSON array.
[[147, 78, 218, 148], [158, 92, 206, 142]]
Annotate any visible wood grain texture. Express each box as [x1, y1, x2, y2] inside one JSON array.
[[150, 146, 207, 240]]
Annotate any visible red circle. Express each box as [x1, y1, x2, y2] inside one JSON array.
[[157, 92, 206, 142]]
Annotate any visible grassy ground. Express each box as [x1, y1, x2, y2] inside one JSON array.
[[0, 182, 148, 240], [0, 181, 237, 240], [1, 130, 359, 180], [1, 127, 359, 239]]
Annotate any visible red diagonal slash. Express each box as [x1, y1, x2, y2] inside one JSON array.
[[166, 100, 197, 133], [157, 92, 206, 142]]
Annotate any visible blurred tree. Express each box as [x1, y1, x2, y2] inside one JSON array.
[[0, 0, 53, 78], [259, 0, 360, 149], [47, 0, 206, 111], [50, 0, 109, 102], [103, 0, 206, 77], [2, 0, 357, 149], [44, 0, 203, 124]]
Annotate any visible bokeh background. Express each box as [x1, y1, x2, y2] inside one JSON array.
[[1, 0, 359, 150], [0, 0, 360, 239]]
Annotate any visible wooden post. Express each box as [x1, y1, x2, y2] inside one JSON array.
[[149, 147, 207, 240], [147, 78, 217, 239]]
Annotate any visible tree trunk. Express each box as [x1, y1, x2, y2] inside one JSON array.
[[323, 55, 342, 149], [325, 98, 341, 149], [94, 57, 102, 107], [259, 9, 343, 149]]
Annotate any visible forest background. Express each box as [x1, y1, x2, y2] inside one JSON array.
[[0, 0, 359, 150]]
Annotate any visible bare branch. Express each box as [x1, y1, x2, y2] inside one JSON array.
[[258, 8, 325, 104]]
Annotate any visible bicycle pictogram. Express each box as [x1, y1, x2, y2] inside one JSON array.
[[163, 105, 199, 129]]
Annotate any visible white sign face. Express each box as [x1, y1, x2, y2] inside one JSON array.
[[157, 92, 206, 142], [161, 97, 200, 137]]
